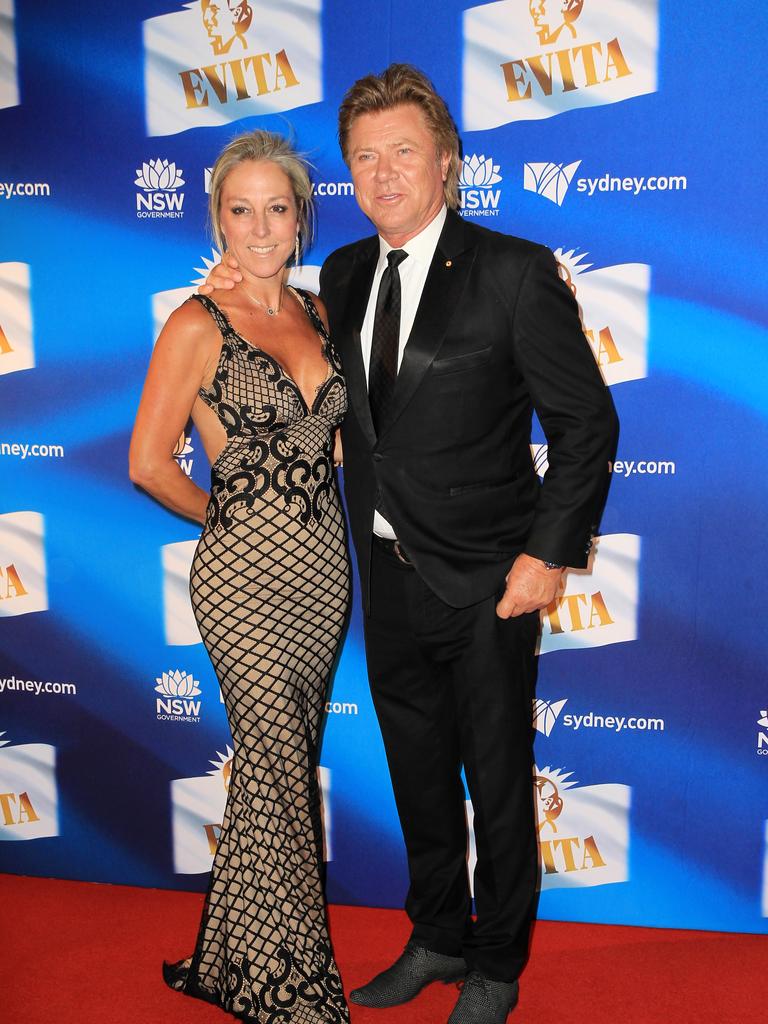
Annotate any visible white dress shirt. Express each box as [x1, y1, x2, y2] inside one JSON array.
[[360, 206, 447, 540]]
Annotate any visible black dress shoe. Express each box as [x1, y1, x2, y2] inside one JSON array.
[[447, 971, 519, 1023], [349, 940, 467, 1008]]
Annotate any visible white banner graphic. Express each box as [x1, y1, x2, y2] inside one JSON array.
[[161, 539, 201, 645], [0, 262, 34, 376], [171, 751, 332, 873], [554, 249, 649, 386], [152, 260, 321, 344], [539, 533, 641, 654], [467, 765, 630, 891], [143, 0, 323, 137], [0, 740, 59, 841], [0, 0, 19, 110], [0, 511, 48, 618], [463, 0, 658, 130]]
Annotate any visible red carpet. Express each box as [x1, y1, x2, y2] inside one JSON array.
[[0, 874, 763, 1023]]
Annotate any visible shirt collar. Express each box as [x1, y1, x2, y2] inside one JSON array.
[[377, 205, 447, 270]]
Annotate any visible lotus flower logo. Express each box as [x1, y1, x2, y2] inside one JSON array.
[[0, 731, 9, 748], [759, 710, 768, 728], [155, 669, 201, 698], [459, 154, 502, 189], [135, 159, 185, 192]]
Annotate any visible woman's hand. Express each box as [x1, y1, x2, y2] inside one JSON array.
[[333, 431, 343, 468]]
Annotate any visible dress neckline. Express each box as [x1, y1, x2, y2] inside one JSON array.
[[198, 289, 333, 415]]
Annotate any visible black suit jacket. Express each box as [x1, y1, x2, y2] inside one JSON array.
[[320, 209, 618, 610]]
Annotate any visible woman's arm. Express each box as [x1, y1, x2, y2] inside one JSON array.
[[129, 301, 217, 524]]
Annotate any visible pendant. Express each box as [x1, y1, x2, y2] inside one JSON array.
[[267, 307, 275, 316]]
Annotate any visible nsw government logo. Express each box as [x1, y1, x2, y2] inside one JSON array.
[[463, 0, 658, 131], [135, 159, 185, 219], [459, 155, 502, 218], [154, 669, 203, 723]]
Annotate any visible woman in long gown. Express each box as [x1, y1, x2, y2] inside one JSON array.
[[129, 130, 350, 1024]]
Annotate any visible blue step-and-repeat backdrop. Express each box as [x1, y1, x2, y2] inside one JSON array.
[[1, 0, 767, 935]]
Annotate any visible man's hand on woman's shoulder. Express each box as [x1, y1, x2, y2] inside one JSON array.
[[199, 254, 242, 294]]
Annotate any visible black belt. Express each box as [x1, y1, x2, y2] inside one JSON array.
[[372, 534, 414, 566]]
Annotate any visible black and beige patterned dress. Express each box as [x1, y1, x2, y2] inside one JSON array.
[[163, 290, 350, 1024]]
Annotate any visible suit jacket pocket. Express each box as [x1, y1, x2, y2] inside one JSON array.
[[449, 476, 518, 497], [431, 346, 492, 376]]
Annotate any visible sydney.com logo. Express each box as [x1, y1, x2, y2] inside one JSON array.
[[524, 160, 687, 206]]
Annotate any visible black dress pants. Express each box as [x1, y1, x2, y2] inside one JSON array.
[[364, 540, 540, 983]]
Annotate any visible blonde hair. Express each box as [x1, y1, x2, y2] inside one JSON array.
[[337, 64, 461, 209], [207, 129, 314, 259]]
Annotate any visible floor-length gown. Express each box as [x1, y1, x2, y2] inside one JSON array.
[[163, 290, 351, 1024]]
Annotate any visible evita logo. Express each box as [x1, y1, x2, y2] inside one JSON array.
[[182, 0, 300, 108], [0, 262, 34, 376], [554, 248, 650, 387], [501, 1, 633, 105], [154, 669, 203, 723], [467, 763, 630, 892], [0, 732, 59, 841], [135, 159, 185, 219], [463, 0, 658, 131], [534, 765, 629, 886], [459, 154, 502, 218], [143, 1, 322, 137]]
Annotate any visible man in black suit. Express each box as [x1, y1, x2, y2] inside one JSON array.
[[205, 64, 617, 1024], [322, 65, 617, 1024]]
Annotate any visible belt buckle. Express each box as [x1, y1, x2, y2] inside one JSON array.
[[393, 541, 411, 565]]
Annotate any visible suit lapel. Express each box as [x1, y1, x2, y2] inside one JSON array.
[[381, 210, 476, 436], [336, 239, 378, 447]]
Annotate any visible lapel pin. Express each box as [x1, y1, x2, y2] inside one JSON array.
[[445, 260, 452, 268]]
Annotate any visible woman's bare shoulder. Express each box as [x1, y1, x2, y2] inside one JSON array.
[[159, 296, 220, 350]]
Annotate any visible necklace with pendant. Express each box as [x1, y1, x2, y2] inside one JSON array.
[[245, 284, 284, 317]]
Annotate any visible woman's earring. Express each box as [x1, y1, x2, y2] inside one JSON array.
[[294, 234, 300, 266]]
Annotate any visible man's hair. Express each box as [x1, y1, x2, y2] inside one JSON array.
[[338, 64, 461, 210], [207, 129, 314, 259]]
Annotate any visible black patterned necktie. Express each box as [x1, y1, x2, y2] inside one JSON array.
[[368, 248, 408, 434]]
